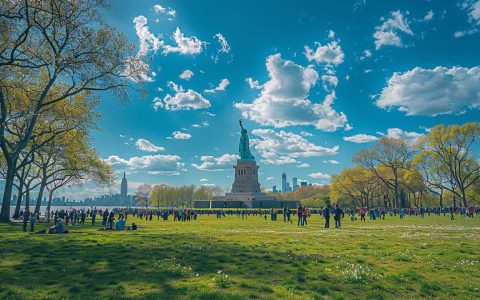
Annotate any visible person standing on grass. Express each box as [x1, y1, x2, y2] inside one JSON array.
[[102, 209, 108, 226], [91, 209, 97, 225], [399, 208, 405, 219], [297, 204, 303, 226], [334, 204, 344, 229], [81, 210, 86, 224], [450, 207, 455, 220], [302, 206, 308, 226], [108, 210, 115, 229], [30, 213, 37, 232], [324, 204, 331, 228], [360, 207, 366, 222], [286, 208, 293, 223]]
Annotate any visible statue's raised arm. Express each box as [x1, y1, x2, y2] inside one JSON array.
[[239, 119, 244, 130]]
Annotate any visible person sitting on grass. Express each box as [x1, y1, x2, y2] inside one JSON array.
[[128, 223, 137, 230], [116, 216, 126, 230], [48, 218, 68, 234]]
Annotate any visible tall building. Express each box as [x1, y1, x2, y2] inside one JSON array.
[[121, 172, 128, 203], [281, 172, 287, 193], [292, 177, 298, 191], [272, 185, 277, 193], [300, 181, 308, 187]]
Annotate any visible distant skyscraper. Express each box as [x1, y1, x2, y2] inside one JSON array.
[[121, 172, 128, 203], [300, 181, 308, 187], [292, 177, 298, 191], [281, 172, 287, 193], [272, 185, 277, 193]]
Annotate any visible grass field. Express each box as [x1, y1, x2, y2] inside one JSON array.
[[0, 213, 479, 300]]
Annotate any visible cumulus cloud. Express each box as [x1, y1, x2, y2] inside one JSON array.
[[308, 172, 331, 179], [204, 78, 230, 93], [245, 77, 262, 89], [212, 33, 231, 63], [344, 128, 424, 144], [153, 4, 176, 19], [297, 162, 310, 168], [172, 131, 192, 140], [343, 134, 379, 143], [360, 49, 372, 60], [251, 129, 339, 165], [127, 16, 163, 82], [235, 54, 350, 131], [323, 160, 340, 164], [163, 27, 205, 55], [135, 139, 165, 152], [134, 16, 163, 57], [104, 154, 184, 175], [376, 66, 480, 116], [456, 1, 480, 37], [381, 128, 424, 142], [304, 31, 345, 66], [179, 69, 194, 80], [373, 11, 413, 49], [154, 81, 211, 111], [192, 154, 239, 171]]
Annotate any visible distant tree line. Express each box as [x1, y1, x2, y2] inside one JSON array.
[[135, 184, 223, 209]]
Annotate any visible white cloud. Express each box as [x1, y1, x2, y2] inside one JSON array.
[[135, 139, 165, 152], [343, 134, 379, 143], [191, 121, 209, 128], [204, 78, 230, 93], [267, 176, 274, 181], [304, 32, 345, 66], [212, 33, 231, 63], [373, 11, 413, 50], [251, 128, 339, 165], [133, 16, 163, 57], [424, 10, 434, 21], [128, 16, 162, 82], [235, 54, 350, 131], [308, 172, 331, 180], [153, 4, 176, 19], [163, 27, 205, 55], [104, 154, 184, 175], [382, 128, 424, 142], [376, 66, 480, 116], [323, 160, 340, 164], [172, 131, 192, 140], [179, 69, 194, 80], [454, 28, 479, 38], [466, 0, 480, 24], [300, 131, 313, 137], [192, 154, 239, 171], [360, 49, 372, 60], [297, 162, 310, 168], [245, 77, 262, 89], [200, 178, 209, 182], [155, 81, 211, 111]]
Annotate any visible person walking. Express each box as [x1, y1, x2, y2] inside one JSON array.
[[297, 204, 303, 226], [334, 204, 344, 229], [360, 207, 366, 222], [324, 205, 331, 229]]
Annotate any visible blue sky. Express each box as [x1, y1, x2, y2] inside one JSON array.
[[68, 0, 480, 199]]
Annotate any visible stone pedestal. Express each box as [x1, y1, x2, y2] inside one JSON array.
[[231, 160, 261, 193]]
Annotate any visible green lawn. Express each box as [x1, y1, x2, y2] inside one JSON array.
[[0, 214, 479, 299]]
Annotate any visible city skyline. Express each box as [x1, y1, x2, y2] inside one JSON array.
[[4, 0, 480, 201]]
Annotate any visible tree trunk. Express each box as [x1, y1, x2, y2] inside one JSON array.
[[439, 190, 443, 207], [393, 169, 399, 209], [13, 181, 24, 219], [25, 190, 30, 211], [46, 191, 54, 223], [34, 179, 47, 215], [0, 164, 16, 222]]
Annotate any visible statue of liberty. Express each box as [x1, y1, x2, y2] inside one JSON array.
[[238, 119, 255, 161]]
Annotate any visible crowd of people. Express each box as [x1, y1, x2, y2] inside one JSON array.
[[15, 203, 479, 233]]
